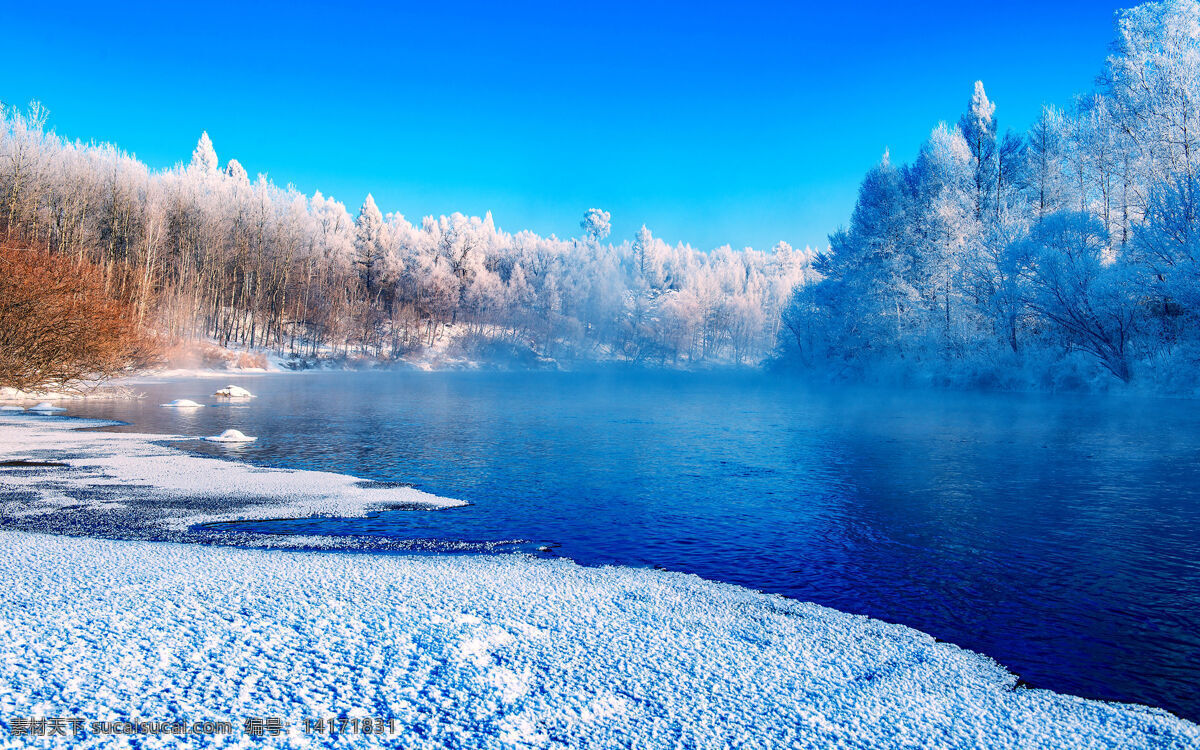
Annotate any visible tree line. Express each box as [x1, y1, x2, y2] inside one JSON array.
[[0, 110, 817, 369], [780, 0, 1200, 392]]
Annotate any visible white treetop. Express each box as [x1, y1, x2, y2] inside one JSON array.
[[580, 208, 611, 242], [225, 158, 248, 182], [190, 131, 218, 174]]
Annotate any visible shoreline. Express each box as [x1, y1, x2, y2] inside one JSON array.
[[0, 415, 1197, 745], [0, 365, 291, 404]]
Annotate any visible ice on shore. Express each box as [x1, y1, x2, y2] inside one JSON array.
[[204, 428, 257, 443], [0, 415, 463, 530], [0, 530, 1195, 748], [213, 384, 255, 398], [160, 399, 204, 408], [0, 405, 24, 412]]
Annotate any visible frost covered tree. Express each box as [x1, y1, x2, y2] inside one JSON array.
[[1021, 213, 1138, 381], [0, 102, 50, 237], [0, 91, 823, 369], [354, 194, 384, 295], [632, 224, 653, 278], [1028, 106, 1068, 219], [778, 8, 1200, 389], [1129, 174, 1200, 348], [1106, 0, 1200, 181], [190, 132, 218, 174], [225, 158, 248, 183], [580, 208, 611, 242], [959, 81, 998, 218], [798, 151, 914, 366]]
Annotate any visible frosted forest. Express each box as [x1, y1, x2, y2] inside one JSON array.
[[6, 0, 1200, 392], [0, 118, 818, 370], [779, 0, 1200, 391]]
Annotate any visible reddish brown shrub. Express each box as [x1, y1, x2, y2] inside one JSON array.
[[0, 242, 159, 392]]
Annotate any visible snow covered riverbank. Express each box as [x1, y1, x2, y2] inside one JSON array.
[[0, 531, 1196, 748]]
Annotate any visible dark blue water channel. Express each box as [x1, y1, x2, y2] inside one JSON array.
[[68, 370, 1200, 721]]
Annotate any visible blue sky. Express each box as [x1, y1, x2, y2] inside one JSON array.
[[2, 1, 1128, 251]]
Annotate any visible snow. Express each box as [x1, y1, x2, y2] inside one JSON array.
[[121, 369, 270, 383], [28, 402, 65, 413], [0, 531, 1195, 748], [0, 383, 142, 402], [0, 405, 24, 412], [213, 384, 255, 398], [160, 398, 204, 408], [0, 415, 463, 532], [204, 428, 257, 443]]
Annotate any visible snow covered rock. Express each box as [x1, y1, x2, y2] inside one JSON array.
[[204, 428, 257, 443], [213, 384, 255, 398], [160, 398, 204, 408], [28, 402, 66, 413]]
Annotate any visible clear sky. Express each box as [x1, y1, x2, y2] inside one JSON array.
[[1, 0, 1130, 251]]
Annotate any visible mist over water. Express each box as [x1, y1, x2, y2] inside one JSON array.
[[70, 370, 1200, 721]]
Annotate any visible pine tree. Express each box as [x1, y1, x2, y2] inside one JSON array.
[[190, 132, 218, 174], [354, 194, 384, 294], [632, 225, 653, 277]]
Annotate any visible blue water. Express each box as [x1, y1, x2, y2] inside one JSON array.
[[70, 371, 1200, 721]]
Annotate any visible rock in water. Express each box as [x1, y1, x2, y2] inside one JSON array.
[[214, 385, 255, 398], [160, 399, 204, 408]]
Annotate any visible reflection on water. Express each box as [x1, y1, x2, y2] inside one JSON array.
[[69, 370, 1200, 721]]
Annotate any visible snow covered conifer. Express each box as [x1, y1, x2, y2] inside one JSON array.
[[633, 225, 653, 277], [801, 152, 915, 362], [190, 131, 218, 174], [354, 194, 385, 293]]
